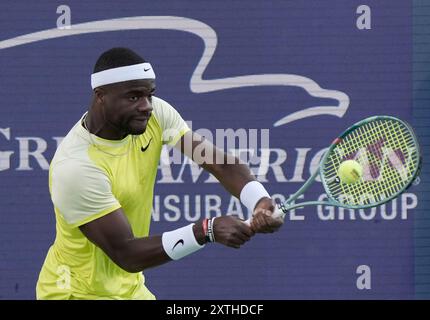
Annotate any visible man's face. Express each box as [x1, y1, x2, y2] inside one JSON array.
[[98, 79, 155, 136]]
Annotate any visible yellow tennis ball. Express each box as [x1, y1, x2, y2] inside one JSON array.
[[338, 160, 363, 184]]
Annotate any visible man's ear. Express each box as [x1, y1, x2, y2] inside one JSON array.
[[94, 88, 105, 104]]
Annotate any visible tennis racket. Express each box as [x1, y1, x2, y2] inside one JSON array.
[[248, 115, 422, 222]]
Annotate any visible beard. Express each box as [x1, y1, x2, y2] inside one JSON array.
[[102, 102, 151, 137], [123, 117, 149, 135]]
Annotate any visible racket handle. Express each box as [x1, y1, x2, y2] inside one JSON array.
[[244, 208, 285, 226]]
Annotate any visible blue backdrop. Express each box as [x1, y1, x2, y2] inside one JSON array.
[[0, 0, 428, 299]]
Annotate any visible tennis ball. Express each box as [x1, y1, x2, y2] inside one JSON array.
[[338, 160, 363, 184]]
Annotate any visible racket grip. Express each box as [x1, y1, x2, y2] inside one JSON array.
[[244, 208, 285, 226]]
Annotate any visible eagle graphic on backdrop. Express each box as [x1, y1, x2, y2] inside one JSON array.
[[0, 16, 350, 126]]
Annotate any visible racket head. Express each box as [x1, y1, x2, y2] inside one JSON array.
[[319, 116, 421, 209]]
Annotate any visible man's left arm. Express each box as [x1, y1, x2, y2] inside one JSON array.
[[175, 131, 283, 233]]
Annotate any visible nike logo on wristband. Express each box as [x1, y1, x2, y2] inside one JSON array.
[[172, 239, 184, 250]]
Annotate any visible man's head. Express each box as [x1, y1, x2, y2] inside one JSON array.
[[91, 48, 156, 136]]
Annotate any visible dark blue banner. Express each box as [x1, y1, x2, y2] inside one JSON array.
[[1, 0, 427, 299]]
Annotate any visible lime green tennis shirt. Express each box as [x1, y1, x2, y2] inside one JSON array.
[[36, 97, 189, 300]]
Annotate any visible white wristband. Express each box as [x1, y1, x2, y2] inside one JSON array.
[[240, 181, 271, 213], [162, 223, 205, 260]]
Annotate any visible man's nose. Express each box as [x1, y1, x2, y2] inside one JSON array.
[[137, 97, 153, 113]]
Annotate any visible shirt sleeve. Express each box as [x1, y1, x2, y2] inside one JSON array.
[[50, 159, 121, 227], [151, 96, 190, 146]]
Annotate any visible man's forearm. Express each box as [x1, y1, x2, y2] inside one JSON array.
[[115, 235, 170, 272], [201, 154, 271, 214], [112, 223, 208, 273], [203, 161, 255, 198], [178, 131, 270, 211]]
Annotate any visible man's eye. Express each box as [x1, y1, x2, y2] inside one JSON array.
[[129, 96, 139, 102]]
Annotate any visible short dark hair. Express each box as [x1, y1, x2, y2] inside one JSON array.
[[93, 47, 145, 73]]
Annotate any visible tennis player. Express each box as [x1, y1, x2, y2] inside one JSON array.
[[36, 48, 283, 300]]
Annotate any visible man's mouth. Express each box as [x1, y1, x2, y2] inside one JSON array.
[[133, 115, 151, 122]]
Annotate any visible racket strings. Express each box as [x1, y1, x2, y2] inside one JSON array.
[[354, 120, 414, 202], [322, 118, 419, 206], [360, 121, 401, 199], [356, 120, 415, 202], [378, 121, 413, 196]]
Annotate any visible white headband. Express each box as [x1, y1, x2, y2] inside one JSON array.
[[91, 62, 156, 89]]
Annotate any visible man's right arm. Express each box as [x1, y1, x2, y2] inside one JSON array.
[[79, 208, 254, 273]]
